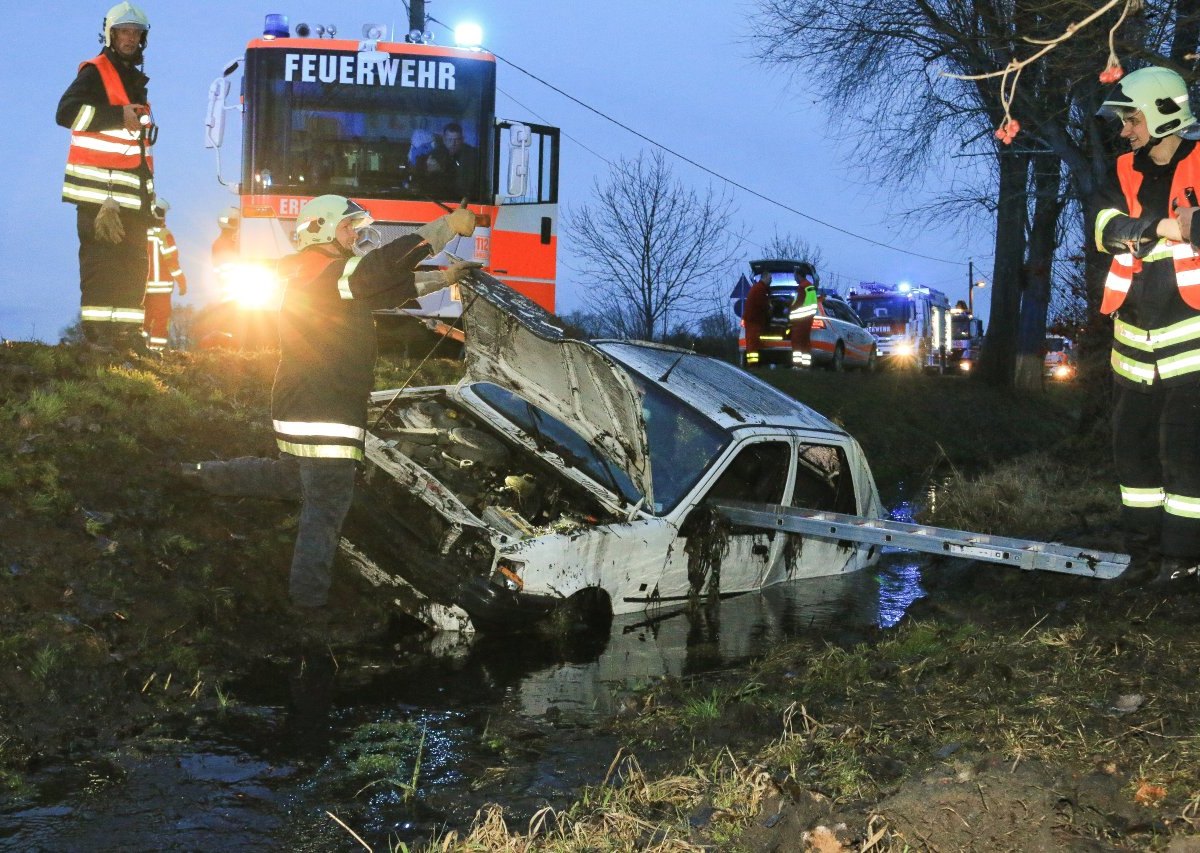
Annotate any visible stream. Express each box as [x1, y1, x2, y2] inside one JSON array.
[[1, 515, 931, 851]]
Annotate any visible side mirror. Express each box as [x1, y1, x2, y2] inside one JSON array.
[[505, 123, 532, 198], [204, 59, 241, 150], [204, 76, 230, 149]]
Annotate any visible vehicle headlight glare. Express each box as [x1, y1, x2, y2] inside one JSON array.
[[220, 263, 281, 309]]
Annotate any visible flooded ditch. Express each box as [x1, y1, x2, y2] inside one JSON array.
[[0, 546, 934, 851]]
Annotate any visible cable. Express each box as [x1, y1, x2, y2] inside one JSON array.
[[478, 41, 966, 267]]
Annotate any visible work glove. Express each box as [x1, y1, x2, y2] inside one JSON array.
[[416, 208, 478, 254], [94, 198, 125, 244], [444, 259, 482, 284], [447, 208, 477, 236], [1101, 214, 1160, 257], [412, 261, 483, 297]]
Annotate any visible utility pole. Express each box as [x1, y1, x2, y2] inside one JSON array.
[[968, 258, 974, 316]]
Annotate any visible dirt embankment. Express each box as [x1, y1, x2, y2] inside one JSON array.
[[5, 341, 1197, 851]]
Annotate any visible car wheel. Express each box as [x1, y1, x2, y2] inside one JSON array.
[[829, 342, 845, 372], [864, 346, 876, 373]]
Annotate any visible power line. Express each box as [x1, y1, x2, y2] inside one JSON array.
[[483, 47, 967, 267]]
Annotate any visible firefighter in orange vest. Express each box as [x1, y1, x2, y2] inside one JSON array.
[[1096, 66, 1200, 589], [56, 2, 155, 350], [742, 271, 771, 367], [142, 197, 187, 352]]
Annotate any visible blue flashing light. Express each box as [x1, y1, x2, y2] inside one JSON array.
[[897, 281, 912, 293], [263, 13, 289, 40]]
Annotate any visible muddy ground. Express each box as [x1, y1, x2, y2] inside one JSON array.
[[2, 341, 1199, 850]]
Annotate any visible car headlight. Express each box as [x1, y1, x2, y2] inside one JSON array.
[[959, 360, 972, 371], [894, 342, 914, 357], [218, 263, 281, 309], [1053, 365, 1073, 379]]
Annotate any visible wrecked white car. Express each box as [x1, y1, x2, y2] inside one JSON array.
[[353, 274, 883, 631]]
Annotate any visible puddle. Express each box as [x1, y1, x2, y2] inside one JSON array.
[[0, 556, 929, 851]]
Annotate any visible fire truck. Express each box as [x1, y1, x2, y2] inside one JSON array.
[[196, 6, 558, 348], [948, 300, 985, 373], [847, 282, 952, 372]]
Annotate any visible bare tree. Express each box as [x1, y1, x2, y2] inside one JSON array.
[[565, 151, 745, 341], [748, 0, 1196, 390], [761, 230, 825, 271]]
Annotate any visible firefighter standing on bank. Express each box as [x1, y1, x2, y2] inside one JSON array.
[[57, 2, 155, 349], [1095, 66, 1200, 589], [742, 271, 771, 367], [789, 269, 818, 368], [180, 197, 478, 615], [142, 197, 186, 351]]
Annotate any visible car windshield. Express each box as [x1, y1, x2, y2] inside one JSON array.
[[628, 376, 728, 515], [850, 296, 909, 322], [472, 383, 643, 505], [1045, 338, 1066, 352]]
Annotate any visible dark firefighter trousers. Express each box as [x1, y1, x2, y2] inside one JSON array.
[[194, 454, 357, 608], [77, 204, 149, 339], [1113, 381, 1200, 560]]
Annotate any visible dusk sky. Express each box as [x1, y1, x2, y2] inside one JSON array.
[[2, 1, 994, 343]]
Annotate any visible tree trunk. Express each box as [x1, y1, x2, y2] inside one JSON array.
[[979, 149, 1031, 387], [1014, 158, 1063, 390]]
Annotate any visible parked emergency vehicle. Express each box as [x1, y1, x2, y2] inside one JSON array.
[[1044, 335, 1076, 381], [848, 282, 952, 372], [949, 300, 985, 373], [196, 8, 558, 347]]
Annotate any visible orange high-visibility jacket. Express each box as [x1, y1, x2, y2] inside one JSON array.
[[62, 53, 154, 211], [1100, 147, 1200, 315]]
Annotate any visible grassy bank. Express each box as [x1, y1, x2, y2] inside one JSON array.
[[5, 341, 1170, 852]]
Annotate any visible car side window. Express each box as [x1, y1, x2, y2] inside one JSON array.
[[791, 443, 857, 514], [705, 441, 790, 504]]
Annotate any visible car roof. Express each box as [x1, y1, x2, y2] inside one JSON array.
[[595, 340, 849, 435]]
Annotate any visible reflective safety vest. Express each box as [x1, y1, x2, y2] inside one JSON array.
[[62, 53, 153, 211], [1097, 146, 1200, 315], [146, 226, 183, 295], [789, 282, 818, 322]]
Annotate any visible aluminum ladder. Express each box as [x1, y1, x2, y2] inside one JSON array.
[[712, 500, 1130, 579]]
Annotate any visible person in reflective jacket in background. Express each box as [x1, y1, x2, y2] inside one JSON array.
[[789, 269, 818, 369], [142, 197, 186, 351], [181, 196, 478, 615], [1095, 66, 1200, 590], [57, 2, 155, 350], [742, 271, 771, 368]]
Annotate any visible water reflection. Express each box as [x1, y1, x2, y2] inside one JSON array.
[[0, 559, 931, 851]]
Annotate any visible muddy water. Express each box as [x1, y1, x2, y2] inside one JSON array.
[[0, 551, 929, 852]]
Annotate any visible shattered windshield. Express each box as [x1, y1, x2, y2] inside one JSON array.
[[472, 383, 643, 505], [631, 377, 728, 515]]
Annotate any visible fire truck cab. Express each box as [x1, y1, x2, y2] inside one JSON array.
[[847, 282, 952, 373], [197, 12, 559, 349]]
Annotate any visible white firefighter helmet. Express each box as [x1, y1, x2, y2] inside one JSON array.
[[152, 197, 169, 219], [102, 2, 150, 48], [1100, 66, 1196, 138], [294, 195, 373, 250]]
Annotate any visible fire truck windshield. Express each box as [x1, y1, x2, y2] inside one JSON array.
[[242, 45, 495, 204], [849, 296, 910, 323]]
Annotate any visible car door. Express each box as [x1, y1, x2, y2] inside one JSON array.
[[826, 299, 875, 366], [654, 436, 794, 601]]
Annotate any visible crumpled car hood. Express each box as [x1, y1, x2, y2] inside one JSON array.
[[459, 274, 653, 506]]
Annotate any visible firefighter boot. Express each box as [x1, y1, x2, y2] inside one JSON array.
[[1151, 557, 1200, 590]]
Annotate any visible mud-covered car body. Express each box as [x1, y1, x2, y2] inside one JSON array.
[[354, 273, 883, 631]]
